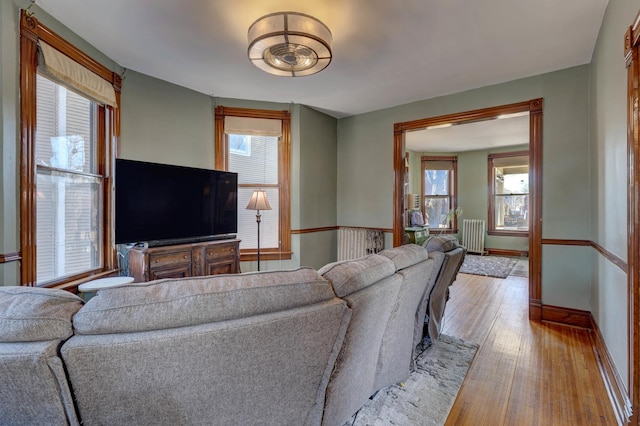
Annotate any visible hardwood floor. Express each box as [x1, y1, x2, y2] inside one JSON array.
[[442, 273, 617, 425]]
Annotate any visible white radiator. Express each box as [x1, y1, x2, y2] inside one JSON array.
[[338, 227, 384, 261], [462, 219, 486, 254]]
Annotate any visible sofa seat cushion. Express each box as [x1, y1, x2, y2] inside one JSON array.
[[379, 244, 428, 271], [318, 254, 396, 298], [0, 287, 83, 342], [423, 235, 460, 253], [73, 268, 335, 335]]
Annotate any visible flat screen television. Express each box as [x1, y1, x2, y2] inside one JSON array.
[[115, 158, 237, 245]]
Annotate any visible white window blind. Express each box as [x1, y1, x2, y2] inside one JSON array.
[[35, 74, 102, 284], [228, 134, 280, 250]]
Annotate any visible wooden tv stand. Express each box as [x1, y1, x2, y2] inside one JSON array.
[[128, 239, 240, 282]]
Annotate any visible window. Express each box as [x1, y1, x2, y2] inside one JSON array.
[[422, 156, 458, 232], [488, 151, 529, 234], [214, 107, 291, 261], [20, 12, 120, 287]]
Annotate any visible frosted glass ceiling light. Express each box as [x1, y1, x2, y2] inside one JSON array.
[[248, 12, 332, 77]]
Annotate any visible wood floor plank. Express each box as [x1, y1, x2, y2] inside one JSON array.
[[442, 273, 617, 425]]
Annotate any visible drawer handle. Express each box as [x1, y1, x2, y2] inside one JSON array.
[[184, 255, 188, 259]]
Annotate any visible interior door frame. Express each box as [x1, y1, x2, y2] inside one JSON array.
[[625, 12, 640, 425], [393, 98, 543, 320]]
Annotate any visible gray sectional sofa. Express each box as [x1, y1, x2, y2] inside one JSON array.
[[0, 241, 465, 426]]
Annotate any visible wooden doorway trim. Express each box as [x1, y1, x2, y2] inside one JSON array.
[[393, 99, 543, 320], [625, 11, 640, 425]]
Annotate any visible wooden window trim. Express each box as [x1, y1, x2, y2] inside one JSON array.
[[421, 156, 459, 232], [19, 11, 121, 287], [487, 150, 529, 236], [214, 106, 291, 262]]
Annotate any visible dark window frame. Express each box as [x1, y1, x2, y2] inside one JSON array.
[[487, 150, 530, 236], [214, 106, 292, 262], [421, 156, 459, 233]]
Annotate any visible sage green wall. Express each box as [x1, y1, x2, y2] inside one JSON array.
[[407, 149, 421, 196], [0, 0, 20, 286], [589, 0, 635, 389], [338, 65, 592, 310], [120, 71, 215, 169], [298, 105, 338, 269]]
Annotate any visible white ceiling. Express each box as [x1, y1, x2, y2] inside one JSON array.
[[406, 114, 530, 153], [35, 0, 608, 119]]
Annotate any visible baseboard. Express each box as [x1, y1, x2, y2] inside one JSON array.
[[589, 315, 632, 425], [540, 304, 592, 329], [486, 248, 528, 257], [529, 298, 542, 321]]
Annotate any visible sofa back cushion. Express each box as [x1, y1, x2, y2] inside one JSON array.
[[374, 252, 440, 390], [62, 295, 351, 426], [73, 268, 335, 335], [318, 254, 402, 425], [0, 286, 83, 342], [423, 235, 460, 253], [318, 254, 395, 297], [379, 243, 428, 271]]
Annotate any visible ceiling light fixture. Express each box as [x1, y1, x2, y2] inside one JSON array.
[[248, 12, 332, 77]]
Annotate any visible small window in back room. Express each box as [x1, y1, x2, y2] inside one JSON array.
[[489, 152, 529, 234], [422, 156, 459, 232]]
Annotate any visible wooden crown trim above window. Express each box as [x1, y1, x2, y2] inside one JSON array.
[[215, 106, 290, 120], [20, 12, 122, 89]]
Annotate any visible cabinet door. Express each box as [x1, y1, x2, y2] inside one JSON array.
[[203, 242, 239, 275], [203, 258, 237, 276], [150, 264, 192, 280]]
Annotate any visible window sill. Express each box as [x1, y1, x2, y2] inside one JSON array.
[[46, 269, 120, 294], [240, 251, 293, 262], [488, 230, 529, 237]]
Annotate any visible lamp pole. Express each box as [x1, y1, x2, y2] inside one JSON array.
[[246, 189, 271, 272], [256, 209, 262, 271]]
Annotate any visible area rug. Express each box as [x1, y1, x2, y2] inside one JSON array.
[[508, 258, 529, 278], [459, 254, 518, 278], [345, 335, 478, 426]]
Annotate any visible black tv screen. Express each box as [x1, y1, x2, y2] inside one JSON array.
[[115, 159, 237, 245]]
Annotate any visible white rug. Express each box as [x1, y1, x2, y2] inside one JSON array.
[[345, 335, 478, 426], [508, 258, 529, 278]]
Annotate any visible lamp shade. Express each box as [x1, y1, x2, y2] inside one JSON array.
[[248, 12, 332, 77], [246, 189, 272, 211]]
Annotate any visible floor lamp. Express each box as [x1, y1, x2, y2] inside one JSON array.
[[246, 189, 271, 271]]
